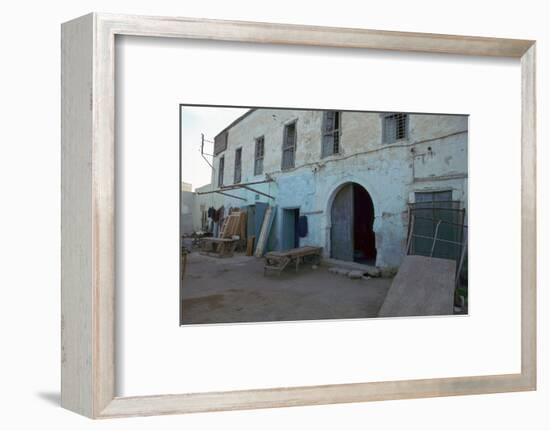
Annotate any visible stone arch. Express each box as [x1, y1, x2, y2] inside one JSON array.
[[326, 181, 377, 264]]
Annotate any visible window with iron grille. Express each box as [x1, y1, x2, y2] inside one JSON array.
[[282, 122, 297, 170], [321, 111, 341, 157], [383, 113, 408, 144], [254, 136, 264, 175], [234, 148, 242, 184], [217, 156, 224, 187]]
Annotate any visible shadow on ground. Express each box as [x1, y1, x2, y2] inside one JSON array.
[[36, 391, 60, 406]]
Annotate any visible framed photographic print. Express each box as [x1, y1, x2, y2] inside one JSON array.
[[61, 13, 536, 418], [179, 105, 468, 324]]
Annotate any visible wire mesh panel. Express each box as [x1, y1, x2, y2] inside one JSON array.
[[408, 199, 466, 263]]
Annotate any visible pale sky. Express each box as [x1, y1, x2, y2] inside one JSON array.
[[180, 106, 249, 191]]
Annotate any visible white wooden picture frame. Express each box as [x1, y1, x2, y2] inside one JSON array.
[[61, 12, 536, 419]]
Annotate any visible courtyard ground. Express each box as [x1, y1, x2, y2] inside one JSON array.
[[180, 252, 392, 325]]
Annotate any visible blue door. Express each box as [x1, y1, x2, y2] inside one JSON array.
[[282, 208, 299, 250]]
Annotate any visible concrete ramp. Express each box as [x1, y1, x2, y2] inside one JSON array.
[[379, 255, 456, 318]]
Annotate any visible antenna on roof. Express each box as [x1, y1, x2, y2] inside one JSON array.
[[200, 133, 214, 169]]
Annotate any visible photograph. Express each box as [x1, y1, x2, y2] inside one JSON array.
[[2, 1, 540, 424], [179, 106, 468, 325]]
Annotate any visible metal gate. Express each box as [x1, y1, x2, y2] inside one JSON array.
[[406, 199, 468, 286]]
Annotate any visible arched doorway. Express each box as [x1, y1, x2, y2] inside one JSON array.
[[331, 182, 376, 264]]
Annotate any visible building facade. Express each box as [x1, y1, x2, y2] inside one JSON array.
[[181, 181, 192, 192], [196, 109, 468, 269]]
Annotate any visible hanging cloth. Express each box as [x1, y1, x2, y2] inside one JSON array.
[[298, 216, 308, 238]]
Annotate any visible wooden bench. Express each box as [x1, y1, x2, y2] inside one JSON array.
[[200, 237, 238, 258], [264, 246, 322, 276]]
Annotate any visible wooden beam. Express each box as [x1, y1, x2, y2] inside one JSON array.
[[216, 191, 246, 201], [241, 185, 274, 199]]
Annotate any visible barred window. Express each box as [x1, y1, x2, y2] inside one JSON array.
[[254, 136, 264, 175], [282, 122, 297, 170], [321, 111, 341, 157], [217, 156, 224, 187], [383, 113, 409, 144], [234, 148, 242, 184]]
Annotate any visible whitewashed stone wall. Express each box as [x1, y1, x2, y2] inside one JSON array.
[[195, 109, 468, 268], [180, 191, 196, 235]]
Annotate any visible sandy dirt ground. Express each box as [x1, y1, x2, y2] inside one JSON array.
[[180, 252, 392, 325]]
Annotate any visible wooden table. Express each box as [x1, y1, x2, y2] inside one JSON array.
[[264, 246, 322, 276], [200, 237, 238, 258]]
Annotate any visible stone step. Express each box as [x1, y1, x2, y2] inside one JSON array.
[[324, 258, 381, 277]]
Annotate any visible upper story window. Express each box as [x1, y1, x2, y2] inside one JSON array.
[[383, 113, 409, 144], [282, 122, 297, 170], [218, 156, 225, 187], [321, 111, 341, 157], [214, 131, 228, 155], [234, 148, 242, 184], [254, 136, 264, 175], [415, 190, 453, 204]]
